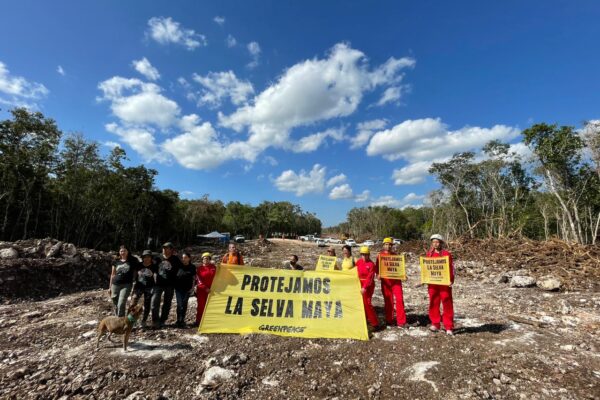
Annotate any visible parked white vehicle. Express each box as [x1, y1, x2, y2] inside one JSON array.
[[393, 239, 403, 244], [328, 238, 342, 244], [299, 236, 308, 241], [316, 239, 327, 247], [344, 239, 358, 247], [362, 240, 375, 246]]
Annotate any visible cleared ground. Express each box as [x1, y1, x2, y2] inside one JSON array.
[[0, 239, 598, 399]]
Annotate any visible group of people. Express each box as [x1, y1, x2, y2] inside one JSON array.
[[109, 235, 455, 335], [108, 242, 244, 328]]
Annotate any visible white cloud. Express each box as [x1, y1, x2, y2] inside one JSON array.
[[132, 58, 160, 81], [192, 70, 254, 107], [247, 41, 261, 68], [355, 190, 371, 202], [147, 17, 207, 50], [0, 61, 48, 105], [370, 192, 424, 208], [326, 173, 347, 187], [97, 76, 180, 128], [57, 65, 66, 76], [273, 164, 326, 196], [365, 118, 520, 185], [329, 184, 354, 200], [219, 43, 414, 161], [263, 156, 278, 166], [103, 141, 121, 149], [351, 119, 388, 149], [162, 120, 228, 169], [213, 16, 225, 26], [105, 123, 165, 162], [226, 34, 237, 48], [376, 86, 402, 106], [291, 127, 345, 153]]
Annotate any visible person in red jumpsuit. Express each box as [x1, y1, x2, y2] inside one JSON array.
[[195, 252, 217, 326], [427, 234, 455, 335], [376, 237, 406, 327], [356, 246, 379, 329]]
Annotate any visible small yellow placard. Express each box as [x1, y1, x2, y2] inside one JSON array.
[[419, 256, 451, 285], [316, 255, 338, 271], [378, 254, 406, 280]]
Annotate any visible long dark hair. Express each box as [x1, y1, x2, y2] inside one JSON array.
[[342, 245, 352, 254]]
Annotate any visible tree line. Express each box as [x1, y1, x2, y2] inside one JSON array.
[[0, 108, 321, 250], [327, 121, 600, 245]]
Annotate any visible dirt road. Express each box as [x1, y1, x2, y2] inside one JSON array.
[[0, 239, 598, 399]]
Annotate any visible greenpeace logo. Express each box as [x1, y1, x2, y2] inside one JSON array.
[[258, 324, 307, 333]]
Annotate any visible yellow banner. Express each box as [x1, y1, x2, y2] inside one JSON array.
[[199, 265, 369, 340], [378, 254, 406, 280], [316, 255, 338, 271], [420, 256, 451, 285]]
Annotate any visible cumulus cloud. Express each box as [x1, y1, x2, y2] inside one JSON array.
[[213, 16, 225, 26], [0, 61, 48, 106], [226, 34, 237, 47], [132, 57, 160, 81], [247, 41, 261, 68], [273, 164, 327, 196], [291, 127, 346, 153], [162, 120, 228, 169], [219, 43, 414, 161], [147, 17, 207, 50], [98, 76, 180, 128], [370, 192, 425, 208], [105, 123, 166, 162], [326, 173, 347, 187], [355, 190, 371, 202], [329, 184, 354, 200], [351, 119, 388, 149], [192, 70, 254, 107], [366, 118, 520, 185], [376, 86, 402, 106], [57, 65, 66, 76]]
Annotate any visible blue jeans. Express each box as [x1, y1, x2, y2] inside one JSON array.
[[175, 288, 190, 324]]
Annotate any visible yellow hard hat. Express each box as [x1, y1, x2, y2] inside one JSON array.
[[359, 246, 370, 254], [202, 252, 212, 258], [383, 237, 393, 244]]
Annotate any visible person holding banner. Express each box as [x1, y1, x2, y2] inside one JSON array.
[[377, 237, 406, 327], [426, 234, 455, 335], [357, 246, 379, 329], [195, 252, 217, 326], [283, 254, 304, 270], [341, 245, 356, 271], [222, 242, 244, 265]]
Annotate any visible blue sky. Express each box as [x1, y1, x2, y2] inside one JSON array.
[[1, 1, 599, 226]]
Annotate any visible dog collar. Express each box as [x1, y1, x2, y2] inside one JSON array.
[[127, 314, 137, 324]]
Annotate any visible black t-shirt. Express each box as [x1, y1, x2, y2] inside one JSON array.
[[112, 259, 136, 285], [136, 262, 157, 288], [175, 263, 196, 291], [156, 255, 182, 287]]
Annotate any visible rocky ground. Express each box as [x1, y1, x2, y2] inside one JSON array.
[[0, 238, 599, 399]]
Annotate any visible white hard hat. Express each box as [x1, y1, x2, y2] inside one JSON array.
[[430, 234, 444, 241]]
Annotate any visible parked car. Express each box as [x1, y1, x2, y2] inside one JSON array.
[[316, 239, 327, 247], [299, 236, 308, 241], [234, 235, 245, 243], [393, 238, 403, 244], [328, 238, 342, 244], [362, 240, 375, 246], [344, 239, 357, 247]]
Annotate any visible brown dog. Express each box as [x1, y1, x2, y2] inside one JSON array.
[[97, 304, 143, 351]]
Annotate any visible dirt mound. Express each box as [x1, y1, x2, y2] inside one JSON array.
[[0, 239, 113, 302]]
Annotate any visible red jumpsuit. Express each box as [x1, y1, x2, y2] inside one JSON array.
[[376, 250, 406, 326], [356, 258, 379, 327], [196, 263, 217, 324], [426, 249, 455, 330]]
